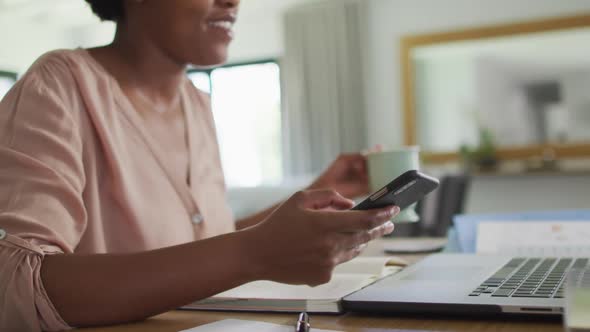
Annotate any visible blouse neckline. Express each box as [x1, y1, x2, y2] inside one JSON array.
[[76, 48, 201, 218]]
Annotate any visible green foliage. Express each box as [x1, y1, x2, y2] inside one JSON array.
[[460, 127, 497, 171]]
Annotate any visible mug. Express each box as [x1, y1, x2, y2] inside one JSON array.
[[564, 267, 590, 332], [367, 146, 420, 223]]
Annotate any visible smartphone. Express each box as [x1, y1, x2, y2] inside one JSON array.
[[352, 170, 439, 211]]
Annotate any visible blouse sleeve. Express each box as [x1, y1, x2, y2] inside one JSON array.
[[0, 52, 87, 331]]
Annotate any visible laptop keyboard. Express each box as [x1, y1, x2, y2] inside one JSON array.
[[469, 257, 589, 299]]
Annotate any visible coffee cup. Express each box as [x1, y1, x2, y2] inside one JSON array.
[[367, 146, 420, 223]]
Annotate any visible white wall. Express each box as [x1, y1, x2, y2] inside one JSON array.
[[0, 0, 112, 73], [228, 0, 320, 62], [363, 0, 590, 148]]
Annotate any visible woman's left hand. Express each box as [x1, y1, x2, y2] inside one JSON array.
[[308, 154, 370, 199]]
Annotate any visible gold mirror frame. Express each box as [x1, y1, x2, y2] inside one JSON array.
[[401, 14, 590, 164]]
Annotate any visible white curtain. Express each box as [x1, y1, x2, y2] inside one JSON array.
[[281, 0, 367, 177]]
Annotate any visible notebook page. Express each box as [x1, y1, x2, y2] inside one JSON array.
[[476, 221, 590, 256], [180, 319, 341, 332], [333, 256, 405, 276], [214, 274, 375, 301]]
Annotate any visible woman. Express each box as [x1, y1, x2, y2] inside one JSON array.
[[0, 0, 398, 330]]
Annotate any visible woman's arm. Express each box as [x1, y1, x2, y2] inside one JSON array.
[[41, 190, 397, 328], [235, 203, 279, 230], [41, 230, 255, 327]]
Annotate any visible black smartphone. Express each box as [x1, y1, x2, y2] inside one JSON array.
[[352, 170, 439, 212]]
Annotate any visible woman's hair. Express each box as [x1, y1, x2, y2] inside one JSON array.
[[85, 0, 124, 22]]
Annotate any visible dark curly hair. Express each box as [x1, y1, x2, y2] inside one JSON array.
[[85, 0, 124, 22]]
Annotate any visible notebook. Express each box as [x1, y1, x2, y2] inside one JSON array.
[[182, 256, 406, 313], [179, 319, 341, 332], [476, 221, 590, 256], [453, 210, 590, 253]]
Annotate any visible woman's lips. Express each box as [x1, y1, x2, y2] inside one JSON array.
[[209, 21, 233, 30], [207, 14, 236, 39]]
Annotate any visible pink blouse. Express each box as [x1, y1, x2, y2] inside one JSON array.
[[0, 49, 235, 331]]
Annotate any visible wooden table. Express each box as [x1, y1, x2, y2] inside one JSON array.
[[80, 238, 565, 332]]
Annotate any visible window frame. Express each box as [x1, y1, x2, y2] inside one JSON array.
[[0, 70, 17, 81], [187, 58, 279, 94], [0, 70, 18, 100]]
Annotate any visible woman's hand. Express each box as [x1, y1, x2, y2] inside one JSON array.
[[308, 153, 370, 199], [244, 189, 398, 286], [236, 153, 370, 230]]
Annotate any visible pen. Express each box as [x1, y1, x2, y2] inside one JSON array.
[[295, 312, 310, 332]]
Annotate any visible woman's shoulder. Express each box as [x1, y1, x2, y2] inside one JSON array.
[[23, 48, 104, 86], [19, 49, 83, 93], [2, 49, 99, 126], [26, 49, 85, 76], [17, 49, 108, 106], [31, 48, 81, 66]]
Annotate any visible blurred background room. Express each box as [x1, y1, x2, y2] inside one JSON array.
[[2, 0, 590, 241]]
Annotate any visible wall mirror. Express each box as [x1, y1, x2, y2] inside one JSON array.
[[401, 14, 590, 164]]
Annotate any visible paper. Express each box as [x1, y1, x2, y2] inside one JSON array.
[[476, 221, 590, 256], [382, 238, 448, 254], [212, 257, 402, 301], [185, 256, 404, 313], [214, 274, 373, 301], [453, 210, 590, 253], [333, 256, 406, 276], [179, 319, 341, 332]]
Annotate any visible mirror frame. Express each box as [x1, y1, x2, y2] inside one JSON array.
[[400, 14, 590, 164]]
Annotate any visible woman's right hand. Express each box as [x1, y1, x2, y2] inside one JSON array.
[[243, 189, 399, 286]]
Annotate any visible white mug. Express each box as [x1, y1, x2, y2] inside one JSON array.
[[367, 146, 420, 223]]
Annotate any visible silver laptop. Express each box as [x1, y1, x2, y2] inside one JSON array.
[[343, 254, 589, 316]]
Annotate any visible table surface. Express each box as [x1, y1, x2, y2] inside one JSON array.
[[79, 238, 566, 332]]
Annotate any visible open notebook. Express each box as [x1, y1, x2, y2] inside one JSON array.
[[182, 256, 407, 313], [476, 221, 590, 256]]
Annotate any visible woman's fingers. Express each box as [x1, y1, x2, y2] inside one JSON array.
[[337, 222, 395, 250], [330, 221, 395, 266], [336, 246, 365, 265], [253, 189, 399, 286], [296, 189, 355, 211], [317, 206, 400, 233]]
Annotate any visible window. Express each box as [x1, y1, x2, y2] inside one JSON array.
[[188, 71, 211, 94], [187, 61, 282, 188], [0, 71, 17, 100]]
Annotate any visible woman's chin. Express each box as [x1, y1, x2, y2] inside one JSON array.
[[190, 50, 228, 68]]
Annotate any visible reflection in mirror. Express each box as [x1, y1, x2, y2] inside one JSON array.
[[413, 27, 590, 153]]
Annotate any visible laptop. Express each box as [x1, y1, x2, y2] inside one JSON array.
[[343, 254, 589, 316]]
